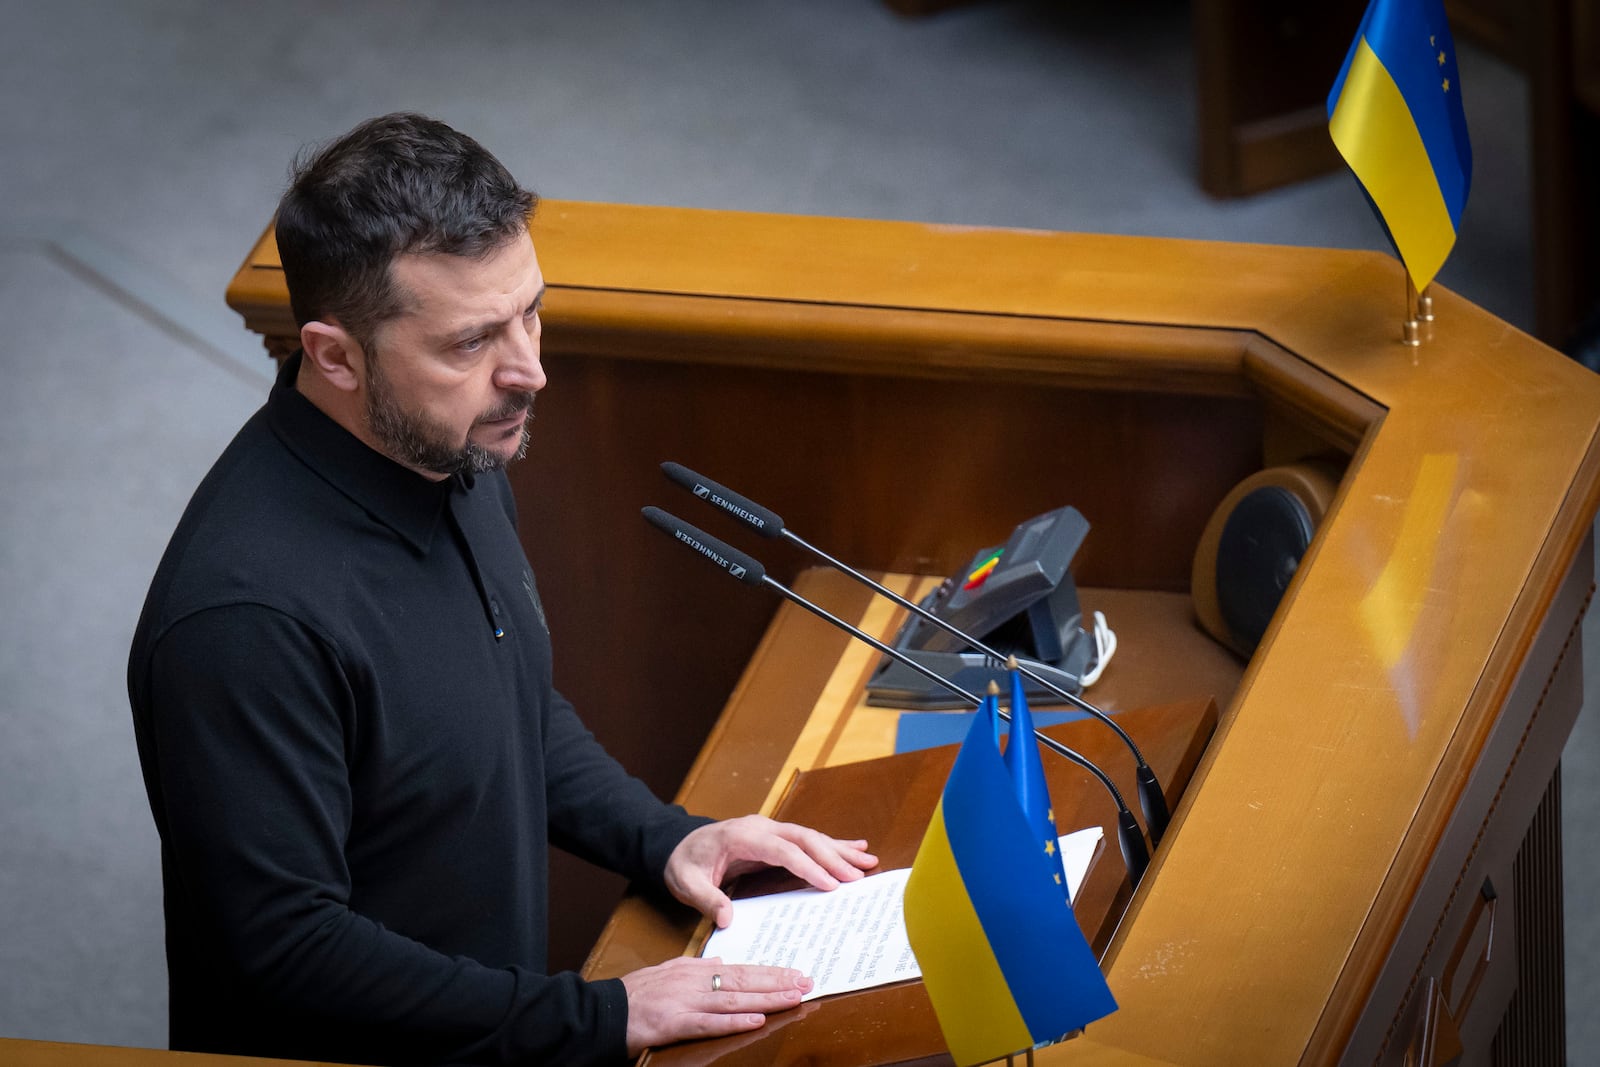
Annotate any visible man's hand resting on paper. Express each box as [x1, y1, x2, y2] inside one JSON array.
[[664, 814, 878, 929], [623, 816, 875, 1053], [622, 955, 812, 1055]]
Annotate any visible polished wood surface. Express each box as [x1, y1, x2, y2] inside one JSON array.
[[206, 201, 1600, 1064]]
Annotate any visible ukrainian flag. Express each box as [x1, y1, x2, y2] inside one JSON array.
[[903, 699, 1117, 1066], [1327, 0, 1472, 292]]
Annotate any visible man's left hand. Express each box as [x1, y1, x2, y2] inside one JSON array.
[[665, 816, 877, 928]]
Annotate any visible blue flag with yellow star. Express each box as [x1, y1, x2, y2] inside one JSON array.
[[903, 697, 1117, 1066], [1327, 0, 1472, 292], [1003, 669, 1071, 900]]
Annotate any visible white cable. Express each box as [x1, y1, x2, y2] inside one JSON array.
[[1079, 610, 1117, 687]]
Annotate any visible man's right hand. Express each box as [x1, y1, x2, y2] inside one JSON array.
[[621, 955, 811, 1056]]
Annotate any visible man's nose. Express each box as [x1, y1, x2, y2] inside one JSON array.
[[496, 315, 546, 393]]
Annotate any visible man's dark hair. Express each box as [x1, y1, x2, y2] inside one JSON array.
[[275, 112, 537, 348]]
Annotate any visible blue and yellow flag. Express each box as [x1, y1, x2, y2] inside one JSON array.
[[903, 699, 1117, 1065], [1002, 670, 1069, 900], [1327, 0, 1472, 292]]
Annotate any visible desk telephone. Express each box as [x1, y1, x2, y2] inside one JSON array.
[[865, 505, 1096, 709]]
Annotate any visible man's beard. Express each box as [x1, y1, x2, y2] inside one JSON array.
[[365, 356, 533, 477]]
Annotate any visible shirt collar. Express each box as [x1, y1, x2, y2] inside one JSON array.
[[267, 351, 456, 554]]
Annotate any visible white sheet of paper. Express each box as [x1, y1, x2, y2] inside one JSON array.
[[701, 825, 1106, 1001], [702, 867, 919, 1001], [1060, 824, 1103, 902]]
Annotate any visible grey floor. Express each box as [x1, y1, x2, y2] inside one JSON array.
[[0, 0, 1593, 1060]]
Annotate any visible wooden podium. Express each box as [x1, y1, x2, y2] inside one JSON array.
[[5, 202, 1591, 1067], [227, 203, 1597, 1065]]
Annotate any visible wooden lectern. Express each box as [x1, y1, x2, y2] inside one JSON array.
[[223, 202, 1600, 1064], [5, 203, 1591, 1066]]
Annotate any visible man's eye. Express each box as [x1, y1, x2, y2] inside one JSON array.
[[459, 335, 486, 353]]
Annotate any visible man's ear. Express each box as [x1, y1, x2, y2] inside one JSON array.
[[300, 320, 366, 393]]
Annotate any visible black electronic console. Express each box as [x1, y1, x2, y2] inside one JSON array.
[[865, 505, 1093, 709]]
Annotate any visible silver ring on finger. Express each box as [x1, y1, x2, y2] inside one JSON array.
[[711, 972, 722, 993]]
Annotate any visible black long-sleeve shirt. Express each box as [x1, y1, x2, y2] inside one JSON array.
[[128, 355, 707, 1065]]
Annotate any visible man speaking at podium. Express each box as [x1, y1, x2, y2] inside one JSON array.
[[127, 113, 875, 1066]]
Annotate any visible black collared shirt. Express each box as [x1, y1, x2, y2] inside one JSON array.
[[128, 355, 706, 1066]]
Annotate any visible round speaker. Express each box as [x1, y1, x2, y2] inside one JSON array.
[[1192, 461, 1340, 658]]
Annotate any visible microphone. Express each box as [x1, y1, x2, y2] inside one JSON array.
[[660, 461, 1171, 845], [642, 505, 1151, 887]]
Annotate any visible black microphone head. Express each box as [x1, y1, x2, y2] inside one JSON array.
[[660, 461, 785, 537], [1135, 764, 1171, 846], [1116, 809, 1151, 887], [641, 506, 768, 586]]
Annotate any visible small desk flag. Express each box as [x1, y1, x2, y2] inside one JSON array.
[[1003, 670, 1070, 900], [903, 697, 1117, 1066], [1327, 0, 1472, 292]]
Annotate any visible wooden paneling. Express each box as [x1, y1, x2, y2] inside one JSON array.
[[1528, 0, 1600, 347], [516, 329, 1268, 970], [1490, 770, 1567, 1065], [1193, 0, 1366, 197], [1579, 1, 1600, 114]]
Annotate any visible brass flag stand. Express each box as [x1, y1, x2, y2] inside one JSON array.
[[1404, 276, 1436, 346]]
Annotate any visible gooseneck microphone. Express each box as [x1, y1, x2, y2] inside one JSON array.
[[660, 461, 1171, 845], [642, 505, 1151, 887]]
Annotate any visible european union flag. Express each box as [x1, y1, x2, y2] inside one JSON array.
[[903, 698, 1117, 1066], [1003, 670, 1070, 900], [1327, 0, 1472, 292]]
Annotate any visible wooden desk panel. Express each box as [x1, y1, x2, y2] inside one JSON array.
[[0, 1040, 337, 1067]]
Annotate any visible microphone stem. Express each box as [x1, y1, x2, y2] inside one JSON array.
[[763, 576, 981, 705], [761, 575, 1139, 828], [780, 530, 1155, 775]]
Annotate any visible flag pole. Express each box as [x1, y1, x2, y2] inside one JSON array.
[[1403, 274, 1422, 347]]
